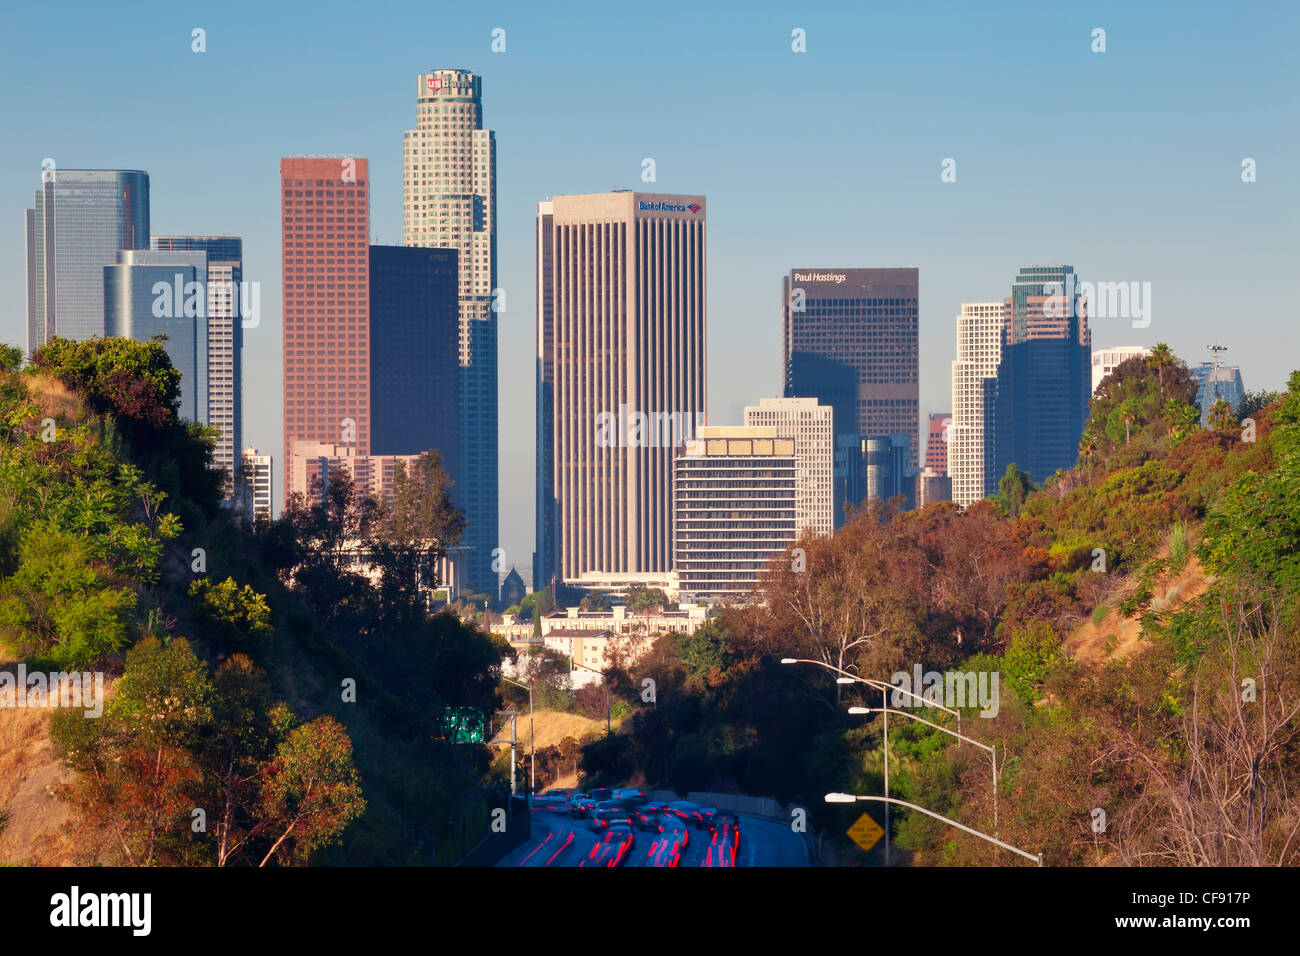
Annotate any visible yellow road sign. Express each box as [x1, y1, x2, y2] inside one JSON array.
[[847, 812, 885, 853]]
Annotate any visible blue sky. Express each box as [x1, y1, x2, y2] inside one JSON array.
[[2, 0, 1296, 584]]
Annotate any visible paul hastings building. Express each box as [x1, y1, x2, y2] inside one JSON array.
[[536, 192, 706, 592], [782, 267, 920, 526]]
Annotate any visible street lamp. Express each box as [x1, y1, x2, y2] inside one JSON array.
[[783, 656, 963, 867], [571, 660, 610, 734], [501, 675, 535, 795], [825, 793, 1040, 866], [849, 705, 998, 837]]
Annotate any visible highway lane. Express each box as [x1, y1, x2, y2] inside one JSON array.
[[498, 804, 809, 867]]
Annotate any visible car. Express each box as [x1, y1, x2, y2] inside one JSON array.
[[582, 826, 635, 867], [632, 802, 667, 830], [666, 800, 714, 828], [613, 787, 645, 804], [709, 815, 741, 866], [590, 807, 634, 832], [711, 810, 739, 829], [657, 817, 689, 849], [605, 822, 635, 848], [570, 796, 597, 819], [588, 787, 615, 802], [664, 800, 701, 822]]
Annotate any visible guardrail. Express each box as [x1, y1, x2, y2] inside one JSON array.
[[456, 795, 531, 867]]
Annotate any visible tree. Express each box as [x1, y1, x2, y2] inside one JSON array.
[[1146, 342, 1176, 399], [369, 451, 465, 622], [52, 637, 214, 865], [0, 344, 23, 372], [0, 527, 136, 667], [1238, 389, 1281, 420], [205, 655, 283, 867], [189, 577, 274, 656], [1208, 397, 1236, 432], [256, 716, 366, 866], [993, 463, 1035, 517]]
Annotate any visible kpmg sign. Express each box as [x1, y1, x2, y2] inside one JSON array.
[[639, 200, 702, 213]]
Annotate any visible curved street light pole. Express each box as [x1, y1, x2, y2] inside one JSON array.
[[827, 793, 1039, 866], [783, 656, 963, 866], [851, 705, 998, 837]]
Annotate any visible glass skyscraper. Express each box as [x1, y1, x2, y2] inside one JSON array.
[[994, 266, 1091, 487], [368, 245, 460, 479], [26, 169, 150, 351], [781, 267, 920, 526], [103, 249, 209, 424], [154, 236, 244, 494]]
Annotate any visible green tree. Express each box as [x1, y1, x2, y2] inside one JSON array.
[[256, 716, 366, 866], [189, 577, 275, 655], [993, 463, 1035, 517], [1208, 398, 1236, 432], [1237, 389, 1281, 420], [1146, 342, 1176, 399], [0, 527, 136, 667]]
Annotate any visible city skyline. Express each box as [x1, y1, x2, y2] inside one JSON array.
[[3, 1, 1295, 583]]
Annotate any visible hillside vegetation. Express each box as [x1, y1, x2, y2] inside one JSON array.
[[578, 349, 1300, 866], [0, 338, 510, 866]]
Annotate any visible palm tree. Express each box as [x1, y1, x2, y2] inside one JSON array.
[[1146, 343, 1176, 400], [1209, 398, 1236, 432]]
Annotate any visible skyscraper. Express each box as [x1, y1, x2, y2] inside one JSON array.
[[994, 266, 1091, 487], [153, 236, 244, 491], [280, 156, 371, 507], [782, 267, 919, 525], [26, 168, 150, 350], [535, 202, 557, 593], [950, 302, 1006, 508], [403, 68, 498, 598], [673, 426, 796, 603], [241, 447, 273, 524], [538, 191, 707, 590], [103, 249, 209, 423], [743, 396, 833, 537], [368, 245, 460, 480]]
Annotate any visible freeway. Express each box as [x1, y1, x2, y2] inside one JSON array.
[[499, 798, 810, 868]]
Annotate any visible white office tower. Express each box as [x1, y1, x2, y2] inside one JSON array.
[[743, 396, 833, 537], [403, 68, 499, 598], [950, 302, 1007, 508]]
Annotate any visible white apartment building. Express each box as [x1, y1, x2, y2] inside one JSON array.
[[241, 446, 272, 523], [1092, 345, 1150, 394], [950, 302, 1007, 508], [743, 396, 833, 537]]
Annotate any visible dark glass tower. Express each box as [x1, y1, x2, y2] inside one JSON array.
[[368, 246, 460, 482], [994, 266, 1091, 486], [782, 267, 919, 525]]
